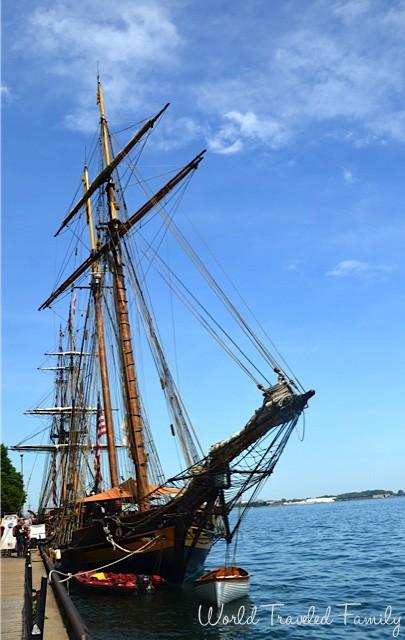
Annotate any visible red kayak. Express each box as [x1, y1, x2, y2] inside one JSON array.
[[74, 571, 165, 593]]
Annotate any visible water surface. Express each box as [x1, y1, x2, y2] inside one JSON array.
[[71, 497, 405, 639]]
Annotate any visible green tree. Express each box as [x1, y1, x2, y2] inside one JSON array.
[[1, 445, 26, 514]]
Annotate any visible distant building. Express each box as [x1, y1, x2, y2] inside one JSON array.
[[287, 497, 336, 505], [266, 496, 336, 506]]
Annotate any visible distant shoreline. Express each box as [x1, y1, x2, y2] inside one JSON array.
[[238, 490, 405, 509]]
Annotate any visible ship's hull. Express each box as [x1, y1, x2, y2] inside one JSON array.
[[59, 522, 214, 584], [47, 385, 315, 584]]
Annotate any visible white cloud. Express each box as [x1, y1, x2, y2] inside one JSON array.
[[327, 260, 369, 276], [19, 1, 182, 132], [208, 137, 243, 155], [333, 0, 371, 22], [153, 116, 206, 152], [13, 1, 405, 152], [1, 85, 11, 101], [197, 1, 405, 152], [207, 111, 288, 154], [29, 3, 179, 64], [326, 259, 394, 278], [343, 168, 355, 184]]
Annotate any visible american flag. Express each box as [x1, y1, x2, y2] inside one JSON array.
[[97, 401, 107, 439], [94, 397, 107, 486]]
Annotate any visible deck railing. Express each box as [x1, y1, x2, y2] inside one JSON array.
[[38, 544, 92, 640], [24, 548, 48, 639]]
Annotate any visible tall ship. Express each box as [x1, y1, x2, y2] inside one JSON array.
[[12, 80, 314, 583]]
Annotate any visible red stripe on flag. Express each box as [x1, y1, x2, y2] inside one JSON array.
[[97, 404, 107, 438], [94, 398, 106, 487]]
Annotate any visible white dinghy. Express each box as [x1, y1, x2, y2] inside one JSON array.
[[195, 566, 250, 606]]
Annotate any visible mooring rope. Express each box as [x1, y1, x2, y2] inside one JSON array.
[[48, 534, 164, 584]]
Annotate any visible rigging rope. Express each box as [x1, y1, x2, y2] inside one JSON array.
[[122, 240, 205, 465], [129, 163, 296, 385], [135, 237, 269, 386], [182, 210, 306, 392], [295, 409, 306, 442]]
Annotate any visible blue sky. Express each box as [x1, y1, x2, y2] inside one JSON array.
[[2, 0, 405, 508]]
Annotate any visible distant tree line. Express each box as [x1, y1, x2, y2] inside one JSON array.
[[335, 489, 396, 501], [236, 488, 404, 508], [1, 444, 25, 514]]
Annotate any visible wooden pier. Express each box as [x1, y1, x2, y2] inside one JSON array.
[[1, 556, 24, 639], [1, 551, 69, 640]]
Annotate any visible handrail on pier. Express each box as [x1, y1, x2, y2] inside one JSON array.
[[24, 549, 47, 639], [38, 544, 92, 640]]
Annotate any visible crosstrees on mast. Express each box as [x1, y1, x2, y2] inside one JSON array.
[[39, 151, 206, 311], [54, 102, 170, 236]]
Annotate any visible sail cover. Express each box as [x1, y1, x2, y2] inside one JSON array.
[[79, 478, 180, 502]]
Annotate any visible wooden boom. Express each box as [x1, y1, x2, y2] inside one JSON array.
[[39, 150, 206, 311], [54, 103, 170, 236]]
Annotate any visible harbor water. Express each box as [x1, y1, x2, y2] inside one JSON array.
[[71, 497, 405, 639]]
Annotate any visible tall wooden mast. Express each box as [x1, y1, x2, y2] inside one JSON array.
[[83, 166, 119, 488], [97, 78, 150, 509], [58, 328, 68, 504]]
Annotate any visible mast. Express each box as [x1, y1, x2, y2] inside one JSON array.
[[57, 328, 68, 504], [97, 78, 149, 509], [67, 308, 82, 506], [38, 83, 206, 508], [83, 165, 119, 488]]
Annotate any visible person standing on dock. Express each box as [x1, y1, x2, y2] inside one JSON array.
[[22, 526, 30, 556], [13, 519, 25, 558]]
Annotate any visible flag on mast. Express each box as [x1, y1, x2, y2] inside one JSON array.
[[94, 396, 107, 487]]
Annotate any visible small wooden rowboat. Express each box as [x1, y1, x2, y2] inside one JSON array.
[[74, 571, 165, 593], [194, 566, 250, 606]]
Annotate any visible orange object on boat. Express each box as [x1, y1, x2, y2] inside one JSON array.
[[195, 566, 250, 605]]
